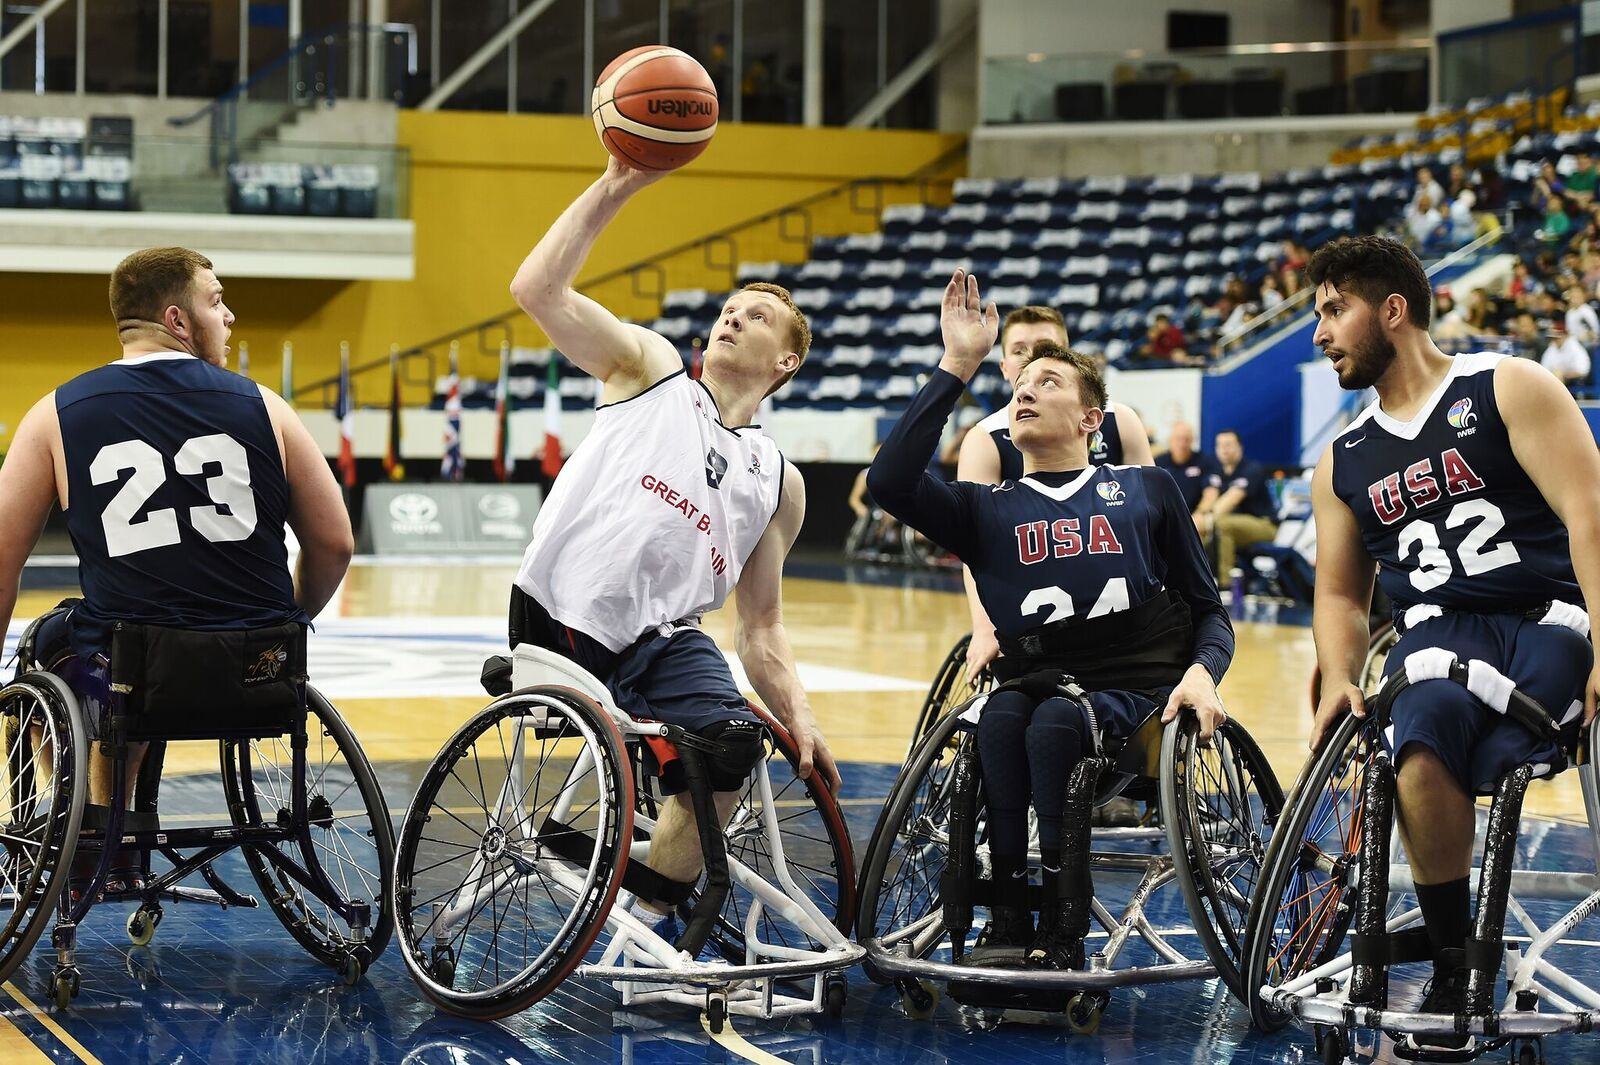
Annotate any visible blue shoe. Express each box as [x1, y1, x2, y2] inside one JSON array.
[[643, 908, 723, 963]]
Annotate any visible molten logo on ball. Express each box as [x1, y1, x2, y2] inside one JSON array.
[[648, 98, 715, 119]]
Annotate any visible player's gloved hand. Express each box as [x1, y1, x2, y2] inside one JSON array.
[[964, 626, 999, 687], [1162, 663, 1228, 743], [1310, 679, 1366, 752]]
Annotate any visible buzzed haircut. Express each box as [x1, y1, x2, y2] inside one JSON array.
[[1001, 305, 1068, 347], [1019, 342, 1106, 411], [109, 246, 213, 330], [740, 281, 811, 395], [1306, 235, 1432, 329]]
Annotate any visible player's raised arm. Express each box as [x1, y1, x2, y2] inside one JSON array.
[[509, 158, 681, 399]]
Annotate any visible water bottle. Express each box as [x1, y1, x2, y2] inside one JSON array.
[[1229, 567, 1246, 620]]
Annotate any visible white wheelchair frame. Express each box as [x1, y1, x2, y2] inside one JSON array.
[[404, 644, 861, 1027]]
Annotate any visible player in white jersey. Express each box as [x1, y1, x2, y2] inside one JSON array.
[[507, 157, 838, 947]]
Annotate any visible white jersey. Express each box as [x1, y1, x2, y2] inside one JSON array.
[[515, 371, 785, 652]]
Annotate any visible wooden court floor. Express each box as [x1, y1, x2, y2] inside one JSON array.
[[3, 560, 1597, 1065]]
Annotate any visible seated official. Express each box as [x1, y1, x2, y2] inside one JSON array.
[[1195, 429, 1279, 580], [1154, 421, 1219, 532], [868, 271, 1233, 970]]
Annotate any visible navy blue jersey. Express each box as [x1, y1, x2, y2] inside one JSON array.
[[871, 370, 1232, 687], [56, 353, 305, 656], [981, 402, 1124, 482], [1154, 451, 1218, 513], [1208, 458, 1277, 519], [1330, 352, 1580, 616]]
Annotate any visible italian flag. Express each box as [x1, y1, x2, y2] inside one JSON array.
[[541, 356, 563, 479]]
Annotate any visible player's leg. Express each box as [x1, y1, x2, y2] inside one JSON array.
[[973, 688, 1036, 945]]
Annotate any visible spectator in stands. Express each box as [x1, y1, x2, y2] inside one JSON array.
[[1257, 272, 1285, 312], [1447, 189, 1479, 245], [1538, 194, 1574, 245], [1535, 160, 1566, 203], [1542, 323, 1593, 392], [1445, 162, 1471, 203], [1278, 240, 1310, 297], [1510, 312, 1544, 360], [1214, 279, 1259, 353], [1566, 151, 1598, 205], [1195, 429, 1278, 582], [1410, 166, 1445, 215], [1131, 312, 1203, 367], [1155, 421, 1218, 527], [1405, 193, 1448, 251], [1474, 163, 1505, 211], [1566, 284, 1600, 348], [1508, 260, 1533, 299], [1581, 251, 1600, 294]]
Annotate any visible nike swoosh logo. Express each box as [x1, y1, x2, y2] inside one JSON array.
[[1344, 436, 1364, 448]]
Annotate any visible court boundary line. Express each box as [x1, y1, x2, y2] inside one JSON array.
[[2, 982, 103, 1065], [700, 1011, 790, 1065]]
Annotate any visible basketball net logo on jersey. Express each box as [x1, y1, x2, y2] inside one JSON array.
[[1447, 397, 1479, 437]]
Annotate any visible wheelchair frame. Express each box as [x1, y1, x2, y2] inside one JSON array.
[[392, 644, 861, 1028], [857, 666, 1283, 1031], [1246, 624, 1600, 1063], [1, 658, 393, 1007]]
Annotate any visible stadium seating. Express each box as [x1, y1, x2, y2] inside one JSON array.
[[0, 115, 132, 210]]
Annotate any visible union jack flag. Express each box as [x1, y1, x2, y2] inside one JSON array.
[[440, 358, 463, 482]]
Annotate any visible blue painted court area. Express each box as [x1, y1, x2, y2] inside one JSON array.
[[3, 760, 1598, 1064]]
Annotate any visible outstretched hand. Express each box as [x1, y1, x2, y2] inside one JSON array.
[[937, 269, 1000, 382]]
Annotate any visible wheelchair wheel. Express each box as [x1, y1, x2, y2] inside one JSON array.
[[1308, 622, 1395, 712], [1160, 714, 1284, 1002], [0, 674, 87, 984], [675, 705, 855, 964], [856, 706, 965, 984], [1242, 710, 1377, 1031], [909, 635, 990, 756], [222, 687, 395, 972], [393, 687, 633, 1020]]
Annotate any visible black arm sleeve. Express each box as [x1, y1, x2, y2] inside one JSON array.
[[866, 369, 980, 560], [1149, 467, 1235, 683]]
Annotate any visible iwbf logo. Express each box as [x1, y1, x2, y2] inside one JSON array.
[[1096, 480, 1126, 505], [389, 492, 443, 535], [1446, 397, 1478, 436]]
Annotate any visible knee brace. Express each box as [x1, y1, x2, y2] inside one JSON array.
[[697, 720, 767, 791]]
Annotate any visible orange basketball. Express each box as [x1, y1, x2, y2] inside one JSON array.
[[591, 45, 718, 172]]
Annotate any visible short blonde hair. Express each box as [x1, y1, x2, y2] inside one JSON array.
[[741, 281, 811, 395], [1001, 305, 1069, 348]]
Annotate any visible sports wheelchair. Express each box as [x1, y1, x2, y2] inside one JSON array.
[[1, 610, 394, 1007], [391, 644, 861, 1028], [1244, 622, 1600, 1064], [856, 651, 1284, 1031]]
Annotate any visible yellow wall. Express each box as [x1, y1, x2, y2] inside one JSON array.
[[0, 113, 962, 447]]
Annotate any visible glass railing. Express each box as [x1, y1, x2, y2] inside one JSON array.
[[984, 40, 1433, 125], [92, 135, 409, 219]]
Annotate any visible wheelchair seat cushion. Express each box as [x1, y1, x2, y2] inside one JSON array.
[[1381, 610, 1590, 794]]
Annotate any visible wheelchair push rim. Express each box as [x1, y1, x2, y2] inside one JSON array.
[[1243, 710, 1375, 1032], [393, 686, 634, 1020], [0, 674, 88, 986], [1160, 712, 1284, 1003], [222, 685, 396, 973]]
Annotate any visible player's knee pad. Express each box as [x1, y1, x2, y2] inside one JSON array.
[[698, 719, 767, 791]]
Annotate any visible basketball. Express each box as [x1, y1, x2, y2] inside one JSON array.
[[591, 45, 718, 172]]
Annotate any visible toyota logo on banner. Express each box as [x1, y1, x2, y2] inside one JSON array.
[[390, 492, 443, 535]]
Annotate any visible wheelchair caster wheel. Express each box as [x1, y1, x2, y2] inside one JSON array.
[[705, 993, 728, 1034], [127, 907, 161, 946], [1315, 1026, 1347, 1065], [49, 967, 79, 1009], [339, 954, 363, 986], [1513, 1038, 1543, 1065], [899, 979, 939, 1020], [824, 975, 847, 1019], [1066, 991, 1105, 1035]]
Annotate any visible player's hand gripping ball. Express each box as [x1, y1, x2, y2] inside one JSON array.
[[591, 45, 718, 172]]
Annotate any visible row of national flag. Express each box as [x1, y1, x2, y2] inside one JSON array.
[[318, 343, 563, 487]]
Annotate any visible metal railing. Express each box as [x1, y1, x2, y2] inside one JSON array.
[[168, 24, 416, 170], [294, 141, 968, 409]]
